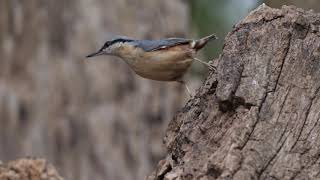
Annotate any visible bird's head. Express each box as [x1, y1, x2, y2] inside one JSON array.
[[86, 37, 135, 58]]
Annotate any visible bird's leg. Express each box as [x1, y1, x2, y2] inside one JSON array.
[[193, 57, 216, 71], [177, 80, 192, 97]]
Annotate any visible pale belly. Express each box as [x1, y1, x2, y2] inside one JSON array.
[[117, 44, 196, 81], [134, 58, 193, 81], [123, 51, 194, 81]]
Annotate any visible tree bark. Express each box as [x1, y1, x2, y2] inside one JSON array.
[[148, 5, 320, 180], [0, 158, 63, 180], [265, 0, 320, 12]]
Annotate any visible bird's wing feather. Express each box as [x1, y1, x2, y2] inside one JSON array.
[[134, 38, 191, 52]]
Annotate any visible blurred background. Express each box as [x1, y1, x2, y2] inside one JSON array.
[[0, 0, 319, 179]]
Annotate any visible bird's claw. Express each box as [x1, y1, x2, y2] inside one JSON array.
[[208, 61, 217, 72]]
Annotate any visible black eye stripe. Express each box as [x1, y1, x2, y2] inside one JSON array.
[[102, 42, 111, 49], [102, 38, 134, 49], [112, 38, 134, 44]]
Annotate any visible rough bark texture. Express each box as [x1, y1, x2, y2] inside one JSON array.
[[148, 5, 320, 180], [265, 0, 320, 12], [0, 0, 188, 180], [0, 158, 63, 180]]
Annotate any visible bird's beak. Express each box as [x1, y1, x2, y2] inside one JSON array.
[[86, 49, 104, 58]]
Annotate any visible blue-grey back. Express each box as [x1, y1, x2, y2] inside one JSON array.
[[131, 38, 191, 52]]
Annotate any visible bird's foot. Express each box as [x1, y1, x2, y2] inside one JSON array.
[[177, 80, 194, 98], [194, 58, 216, 71], [207, 62, 217, 71]]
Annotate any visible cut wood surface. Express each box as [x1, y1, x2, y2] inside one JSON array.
[[148, 5, 320, 180], [0, 158, 63, 180]]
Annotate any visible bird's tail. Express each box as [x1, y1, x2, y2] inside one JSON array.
[[192, 34, 218, 51]]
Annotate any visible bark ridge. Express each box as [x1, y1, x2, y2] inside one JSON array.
[[149, 5, 320, 180]]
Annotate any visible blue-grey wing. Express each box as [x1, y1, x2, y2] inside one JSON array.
[[134, 38, 191, 52]]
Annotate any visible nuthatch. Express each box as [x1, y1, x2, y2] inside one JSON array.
[[86, 34, 217, 95]]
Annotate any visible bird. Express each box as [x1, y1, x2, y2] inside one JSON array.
[[86, 34, 217, 95]]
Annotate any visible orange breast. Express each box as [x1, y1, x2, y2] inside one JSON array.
[[127, 45, 196, 81]]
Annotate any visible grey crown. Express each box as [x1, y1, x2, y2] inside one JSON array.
[[110, 37, 191, 52]]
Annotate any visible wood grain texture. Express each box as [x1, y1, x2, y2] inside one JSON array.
[[0, 158, 63, 180], [148, 5, 320, 180]]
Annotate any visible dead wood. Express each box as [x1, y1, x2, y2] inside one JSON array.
[[148, 5, 320, 180]]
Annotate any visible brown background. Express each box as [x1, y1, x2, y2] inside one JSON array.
[[0, 0, 188, 179]]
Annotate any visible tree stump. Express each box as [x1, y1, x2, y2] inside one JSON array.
[[148, 5, 320, 180], [0, 158, 63, 180]]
